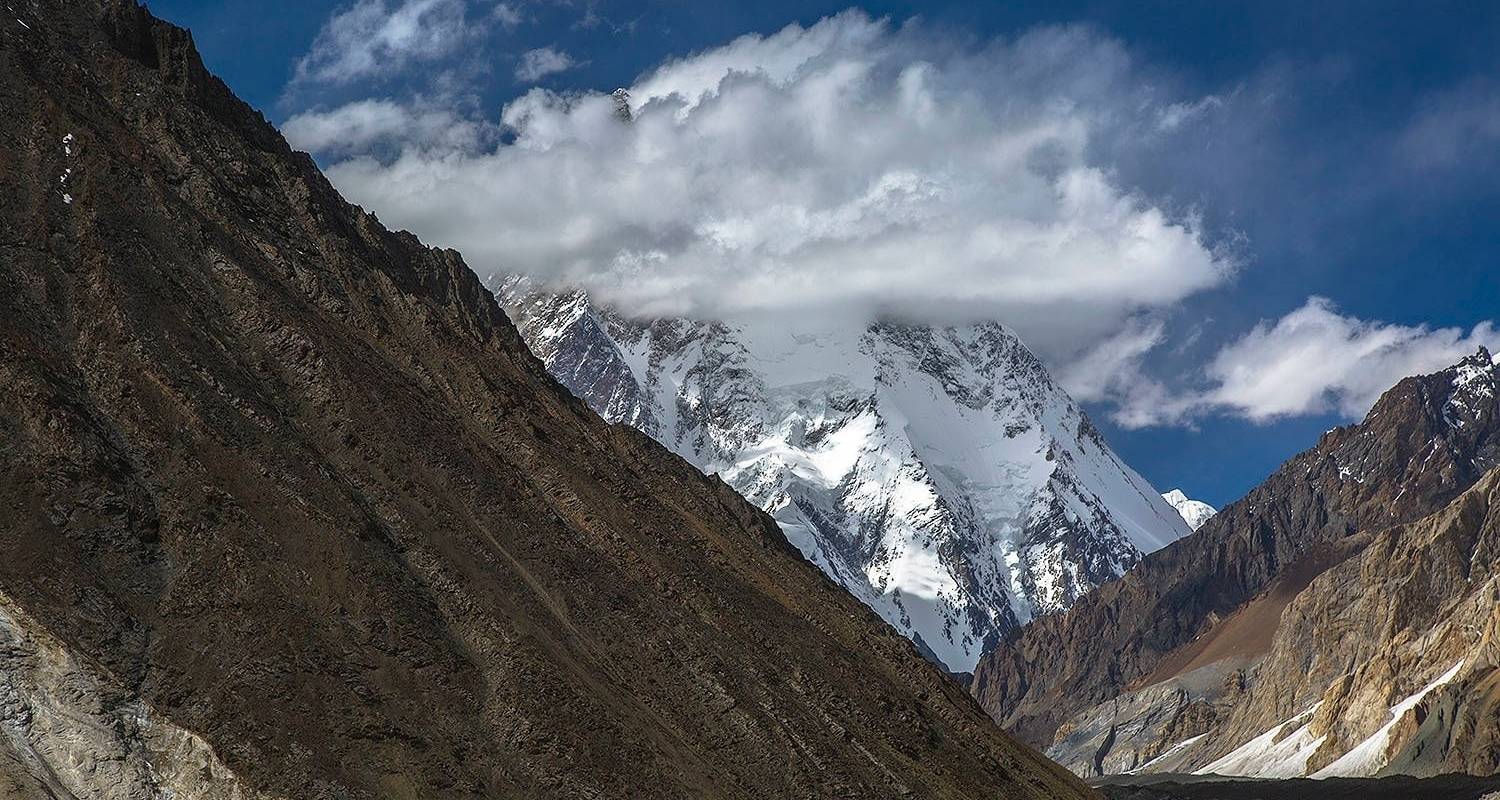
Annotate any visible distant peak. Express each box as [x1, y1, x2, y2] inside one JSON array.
[[1449, 347, 1499, 387], [611, 88, 632, 122], [1458, 345, 1494, 367], [1161, 489, 1217, 531]]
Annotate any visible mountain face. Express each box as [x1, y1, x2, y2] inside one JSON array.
[[1162, 490, 1216, 531], [0, 4, 1095, 799], [1053, 464, 1500, 779], [1196, 465, 1500, 778], [497, 277, 1190, 672], [972, 349, 1500, 749]]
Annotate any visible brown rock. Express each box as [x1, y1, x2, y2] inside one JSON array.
[[972, 346, 1500, 748]]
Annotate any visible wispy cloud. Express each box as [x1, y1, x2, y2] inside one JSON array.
[[282, 99, 488, 156], [515, 46, 579, 82], [294, 0, 479, 86], [1197, 297, 1499, 422], [492, 2, 524, 29], [1398, 80, 1500, 171], [1101, 297, 1500, 428]]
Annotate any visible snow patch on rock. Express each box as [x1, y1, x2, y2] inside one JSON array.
[[1198, 703, 1326, 779], [1311, 660, 1465, 778]]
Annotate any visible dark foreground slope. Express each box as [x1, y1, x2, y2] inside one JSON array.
[[0, 3, 1092, 798]]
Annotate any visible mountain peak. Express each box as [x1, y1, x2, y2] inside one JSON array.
[[1161, 489, 1217, 531], [496, 276, 1190, 672], [1450, 345, 1499, 390], [611, 87, 632, 121]]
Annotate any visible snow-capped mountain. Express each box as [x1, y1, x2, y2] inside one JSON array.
[[1161, 489, 1216, 531], [495, 275, 1191, 671]]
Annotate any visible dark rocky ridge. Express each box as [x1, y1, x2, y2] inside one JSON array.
[[972, 348, 1500, 747], [0, 2, 1094, 798]]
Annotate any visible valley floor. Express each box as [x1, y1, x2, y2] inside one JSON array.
[[1097, 773, 1500, 799]]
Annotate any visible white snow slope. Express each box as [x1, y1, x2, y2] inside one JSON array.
[[1162, 489, 1217, 531], [1195, 660, 1466, 779], [495, 276, 1190, 671]]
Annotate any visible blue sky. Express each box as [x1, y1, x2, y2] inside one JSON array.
[[150, 0, 1500, 507]]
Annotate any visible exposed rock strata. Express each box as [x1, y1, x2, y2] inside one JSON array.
[[1039, 355, 1500, 779]]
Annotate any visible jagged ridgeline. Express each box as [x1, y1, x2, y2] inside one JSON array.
[[0, 2, 1094, 798]]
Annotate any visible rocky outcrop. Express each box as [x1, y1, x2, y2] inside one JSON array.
[[0, 589, 276, 800], [1048, 662, 1247, 776], [497, 276, 1189, 672], [1183, 466, 1500, 777], [972, 348, 1500, 748], [0, 3, 1094, 798], [1041, 374, 1500, 780]]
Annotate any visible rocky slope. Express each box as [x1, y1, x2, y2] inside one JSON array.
[[1050, 465, 1500, 779], [0, 3, 1095, 798], [497, 277, 1190, 672], [973, 349, 1500, 748], [1171, 465, 1500, 777]]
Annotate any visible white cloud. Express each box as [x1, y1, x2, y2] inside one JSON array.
[[313, 12, 1232, 367], [1054, 317, 1201, 429], [282, 99, 488, 156], [295, 0, 476, 85], [515, 46, 579, 82], [1156, 94, 1224, 132], [1198, 297, 1499, 422], [1057, 317, 1165, 404]]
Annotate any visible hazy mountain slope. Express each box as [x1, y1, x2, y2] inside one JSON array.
[[497, 278, 1190, 671], [973, 349, 1500, 748], [0, 3, 1095, 798]]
